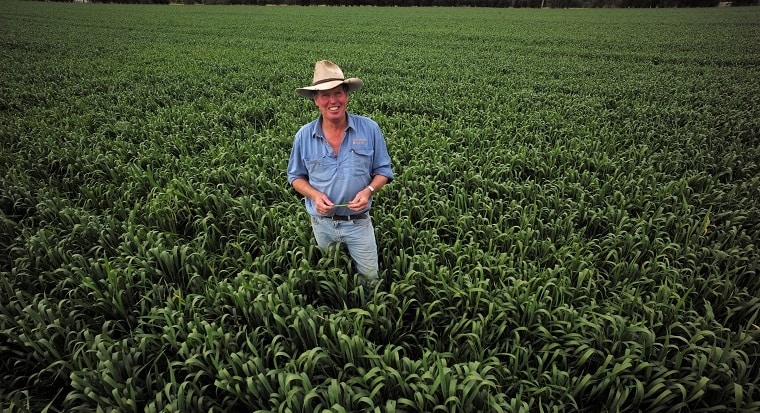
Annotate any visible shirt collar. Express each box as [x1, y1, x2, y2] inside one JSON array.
[[311, 114, 354, 139]]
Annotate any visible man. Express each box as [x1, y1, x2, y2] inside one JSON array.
[[287, 60, 394, 296]]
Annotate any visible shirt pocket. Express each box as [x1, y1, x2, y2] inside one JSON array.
[[304, 155, 337, 183], [351, 148, 374, 176]]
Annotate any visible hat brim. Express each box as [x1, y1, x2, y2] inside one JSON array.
[[295, 78, 363, 98]]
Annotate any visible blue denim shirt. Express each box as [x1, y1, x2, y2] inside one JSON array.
[[287, 113, 394, 217]]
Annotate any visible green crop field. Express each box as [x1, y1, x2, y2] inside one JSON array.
[[2, 1, 760, 411]]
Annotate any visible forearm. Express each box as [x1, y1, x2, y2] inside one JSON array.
[[291, 178, 320, 200], [368, 175, 389, 193]]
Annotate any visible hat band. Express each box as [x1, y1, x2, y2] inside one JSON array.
[[311, 77, 345, 86]]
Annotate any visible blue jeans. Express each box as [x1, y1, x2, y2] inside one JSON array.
[[310, 215, 379, 284]]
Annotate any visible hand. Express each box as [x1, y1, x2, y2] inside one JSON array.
[[313, 193, 334, 215], [347, 187, 372, 211]]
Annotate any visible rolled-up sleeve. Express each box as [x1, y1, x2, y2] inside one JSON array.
[[371, 131, 394, 182], [287, 129, 308, 185]]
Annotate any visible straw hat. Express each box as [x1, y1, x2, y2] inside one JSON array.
[[296, 60, 363, 98]]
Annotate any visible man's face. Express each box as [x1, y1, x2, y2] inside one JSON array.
[[314, 86, 348, 123]]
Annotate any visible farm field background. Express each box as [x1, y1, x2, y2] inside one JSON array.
[[2, 1, 760, 411]]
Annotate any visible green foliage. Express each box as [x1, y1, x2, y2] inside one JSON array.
[[2, 2, 760, 412]]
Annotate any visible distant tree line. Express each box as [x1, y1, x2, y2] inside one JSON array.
[[59, 0, 760, 8]]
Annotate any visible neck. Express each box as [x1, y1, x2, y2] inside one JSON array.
[[322, 114, 347, 131]]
